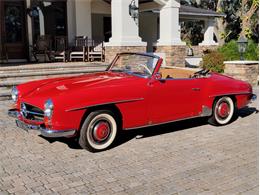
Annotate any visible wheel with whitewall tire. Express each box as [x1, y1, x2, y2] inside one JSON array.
[[208, 96, 235, 126], [79, 110, 118, 152]]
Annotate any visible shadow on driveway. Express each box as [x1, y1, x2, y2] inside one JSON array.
[[40, 106, 258, 151]]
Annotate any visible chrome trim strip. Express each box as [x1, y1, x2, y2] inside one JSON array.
[[209, 92, 251, 98], [22, 110, 44, 116], [66, 98, 145, 112], [15, 120, 76, 138], [9, 110, 43, 122], [124, 115, 201, 130], [40, 129, 76, 138], [21, 102, 44, 113], [20, 102, 44, 121]]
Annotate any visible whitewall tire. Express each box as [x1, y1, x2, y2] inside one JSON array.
[[209, 96, 235, 126], [79, 110, 118, 152]]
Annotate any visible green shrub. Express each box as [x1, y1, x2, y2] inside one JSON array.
[[218, 40, 240, 61], [201, 40, 258, 73], [244, 39, 259, 60], [218, 39, 259, 61], [201, 51, 225, 73]]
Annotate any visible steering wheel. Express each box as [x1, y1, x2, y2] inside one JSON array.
[[192, 69, 210, 78], [138, 64, 152, 75]]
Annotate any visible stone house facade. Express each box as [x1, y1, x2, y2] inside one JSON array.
[[0, 0, 224, 65]]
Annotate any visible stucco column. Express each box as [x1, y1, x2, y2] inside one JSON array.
[[199, 19, 218, 46], [157, 0, 185, 46], [106, 0, 146, 46], [38, 7, 45, 35], [26, 0, 33, 61], [75, 0, 92, 38], [67, 0, 76, 45], [154, 0, 186, 67]]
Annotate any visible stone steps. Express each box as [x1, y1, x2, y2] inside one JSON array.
[[0, 63, 106, 73], [0, 62, 108, 100], [0, 61, 106, 69], [0, 68, 106, 81], [0, 89, 11, 101]]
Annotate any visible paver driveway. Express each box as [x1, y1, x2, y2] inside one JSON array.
[[0, 89, 258, 195]]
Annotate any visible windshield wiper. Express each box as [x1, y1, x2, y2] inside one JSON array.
[[111, 69, 125, 72], [129, 72, 149, 77]]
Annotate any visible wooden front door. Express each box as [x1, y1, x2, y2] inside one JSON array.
[[1, 0, 28, 59]]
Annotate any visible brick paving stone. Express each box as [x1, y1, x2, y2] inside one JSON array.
[[7, 185, 27, 194], [0, 88, 258, 194], [37, 189, 54, 195], [67, 181, 85, 188], [31, 185, 46, 193], [110, 185, 125, 193], [51, 185, 70, 193]]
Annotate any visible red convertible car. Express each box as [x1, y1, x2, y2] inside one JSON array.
[[8, 53, 256, 152]]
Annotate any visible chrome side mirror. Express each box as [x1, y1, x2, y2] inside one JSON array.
[[148, 72, 162, 86], [154, 72, 162, 80]]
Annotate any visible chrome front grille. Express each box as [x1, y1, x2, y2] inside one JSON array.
[[20, 103, 44, 122]]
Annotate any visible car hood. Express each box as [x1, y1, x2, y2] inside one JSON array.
[[19, 72, 146, 108]]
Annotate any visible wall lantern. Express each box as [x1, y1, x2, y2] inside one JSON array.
[[237, 35, 248, 61], [129, 0, 139, 25], [26, 7, 39, 18]]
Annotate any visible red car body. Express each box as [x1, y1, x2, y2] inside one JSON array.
[[8, 53, 255, 151]]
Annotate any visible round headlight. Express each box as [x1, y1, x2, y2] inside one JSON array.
[[11, 86, 19, 102], [44, 99, 54, 118]]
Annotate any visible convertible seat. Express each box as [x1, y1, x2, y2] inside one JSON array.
[[159, 67, 196, 79]]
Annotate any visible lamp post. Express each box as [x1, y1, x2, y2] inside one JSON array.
[[129, 0, 139, 25], [237, 35, 248, 61]]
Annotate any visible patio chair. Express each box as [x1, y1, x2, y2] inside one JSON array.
[[53, 36, 67, 62], [69, 36, 88, 61], [31, 35, 52, 62], [87, 40, 105, 62]]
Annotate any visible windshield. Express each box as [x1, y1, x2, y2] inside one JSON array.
[[109, 53, 159, 77]]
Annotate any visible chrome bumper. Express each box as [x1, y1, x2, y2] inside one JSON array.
[[8, 110, 76, 138]]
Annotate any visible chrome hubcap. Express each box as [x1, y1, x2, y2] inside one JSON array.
[[93, 121, 110, 142], [217, 102, 230, 118]]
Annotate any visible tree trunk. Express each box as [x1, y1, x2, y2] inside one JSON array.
[[214, 0, 226, 45], [240, 0, 259, 37]]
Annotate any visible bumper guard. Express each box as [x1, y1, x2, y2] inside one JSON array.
[[8, 110, 76, 138]]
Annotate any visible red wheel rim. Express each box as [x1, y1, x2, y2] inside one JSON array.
[[217, 102, 230, 118], [93, 121, 110, 142]]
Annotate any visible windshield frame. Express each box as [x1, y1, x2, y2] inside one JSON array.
[[107, 53, 162, 78]]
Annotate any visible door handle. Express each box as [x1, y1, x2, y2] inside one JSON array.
[[192, 88, 200, 91]]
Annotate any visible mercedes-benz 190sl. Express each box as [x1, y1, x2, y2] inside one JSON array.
[[8, 53, 256, 152]]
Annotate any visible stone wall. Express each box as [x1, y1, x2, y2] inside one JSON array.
[[191, 45, 218, 57], [224, 61, 259, 86], [105, 45, 219, 67], [154, 45, 186, 67], [105, 46, 147, 64]]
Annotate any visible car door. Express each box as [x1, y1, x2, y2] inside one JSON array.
[[147, 78, 202, 125]]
